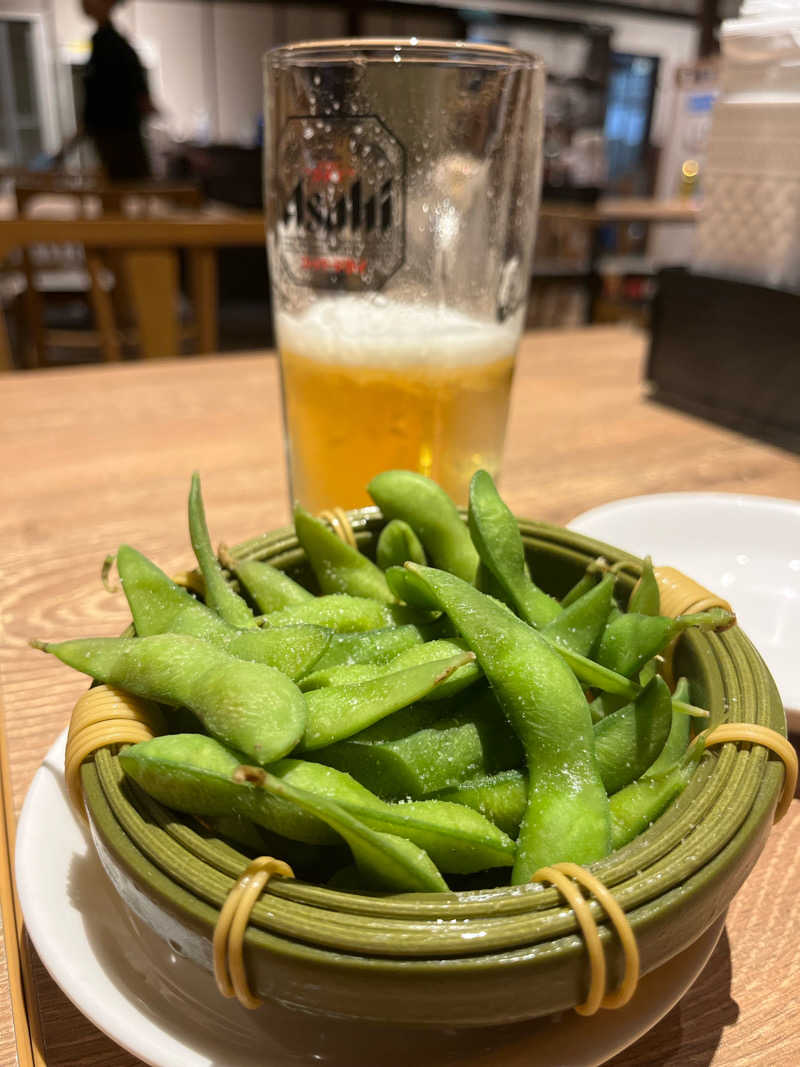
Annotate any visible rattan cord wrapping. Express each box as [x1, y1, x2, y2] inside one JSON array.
[[653, 566, 733, 618], [213, 856, 295, 1009], [647, 565, 735, 686], [704, 724, 797, 823], [530, 864, 639, 1015], [317, 507, 358, 548], [65, 685, 162, 818]]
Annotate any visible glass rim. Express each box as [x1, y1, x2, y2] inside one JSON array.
[[265, 38, 540, 71]]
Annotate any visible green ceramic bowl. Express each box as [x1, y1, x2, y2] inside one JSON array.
[[81, 510, 787, 1027]]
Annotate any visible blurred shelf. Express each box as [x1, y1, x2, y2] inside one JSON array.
[[532, 262, 592, 279], [540, 197, 701, 224], [596, 254, 657, 275]]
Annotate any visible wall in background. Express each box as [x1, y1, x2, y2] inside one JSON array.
[[473, 1, 699, 155], [5, 0, 699, 160], [3, 0, 351, 152]]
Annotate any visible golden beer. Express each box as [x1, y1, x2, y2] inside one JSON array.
[[277, 298, 520, 512]]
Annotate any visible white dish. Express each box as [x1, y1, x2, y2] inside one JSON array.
[[16, 731, 725, 1067], [568, 492, 800, 728]]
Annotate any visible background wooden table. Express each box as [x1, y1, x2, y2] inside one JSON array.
[[1, 326, 798, 1065]]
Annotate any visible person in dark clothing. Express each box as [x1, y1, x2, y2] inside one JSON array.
[[54, 0, 155, 180]]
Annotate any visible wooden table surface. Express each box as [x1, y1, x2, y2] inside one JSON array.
[[0, 326, 798, 1066]]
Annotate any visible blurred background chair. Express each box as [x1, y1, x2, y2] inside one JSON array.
[[0, 213, 264, 365], [11, 175, 204, 366]]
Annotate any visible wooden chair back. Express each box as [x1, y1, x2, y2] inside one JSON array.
[[13, 177, 204, 365], [0, 215, 265, 366]]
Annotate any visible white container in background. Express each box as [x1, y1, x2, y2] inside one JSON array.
[[693, 4, 800, 289]]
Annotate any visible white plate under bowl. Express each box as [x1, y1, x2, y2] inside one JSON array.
[[568, 492, 800, 729], [17, 731, 725, 1067]]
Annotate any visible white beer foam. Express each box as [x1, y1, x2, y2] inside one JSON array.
[[277, 296, 521, 367]]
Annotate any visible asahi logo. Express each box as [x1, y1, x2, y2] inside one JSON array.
[[276, 116, 405, 291]]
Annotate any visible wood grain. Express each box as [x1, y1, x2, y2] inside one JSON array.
[[0, 327, 798, 1066]]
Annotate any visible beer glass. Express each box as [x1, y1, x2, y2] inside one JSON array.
[[264, 39, 544, 511]]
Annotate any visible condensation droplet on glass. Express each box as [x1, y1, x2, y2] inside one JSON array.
[[312, 73, 321, 86], [308, 94, 316, 107], [303, 127, 314, 140], [354, 125, 363, 135], [323, 123, 332, 133], [393, 54, 401, 64], [410, 36, 418, 45], [332, 100, 340, 111], [421, 202, 429, 213]]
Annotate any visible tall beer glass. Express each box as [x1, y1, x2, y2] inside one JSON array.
[[264, 39, 543, 511]]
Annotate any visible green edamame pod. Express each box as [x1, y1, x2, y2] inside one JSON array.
[[609, 735, 704, 850], [542, 572, 616, 657], [200, 813, 269, 853], [299, 663, 385, 692], [230, 557, 313, 613], [203, 816, 347, 884], [121, 731, 251, 813], [116, 545, 328, 680], [377, 639, 481, 701], [367, 470, 479, 583], [313, 686, 523, 799], [188, 473, 257, 629], [240, 765, 449, 892], [270, 760, 514, 874], [433, 680, 680, 834], [376, 519, 427, 571], [555, 646, 639, 699], [638, 658, 659, 686], [628, 556, 660, 616], [121, 732, 336, 844], [396, 563, 611, 882], [294, 506, 395, 604], [301, 639, 480, 701], [597, 606, 736, 679], [588, 692, 626, 723], [224, 626, 330, 681], [261, 594, 420, 633], [560, 558, 609, 609], [36, 634, 306, 765], [592, 676, 673, 795], [643, 677, 692, 779], [249, 826, 349, 882], [311, 625, 426, 671], [474, 560, 509, 601], [120, 734, 446, 891], [319, 702, 443, 745], [387, 564, 638, 701], [299, 650, 476, 751], [467, 470, 561, 628], [435, 769, 527, 839]]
